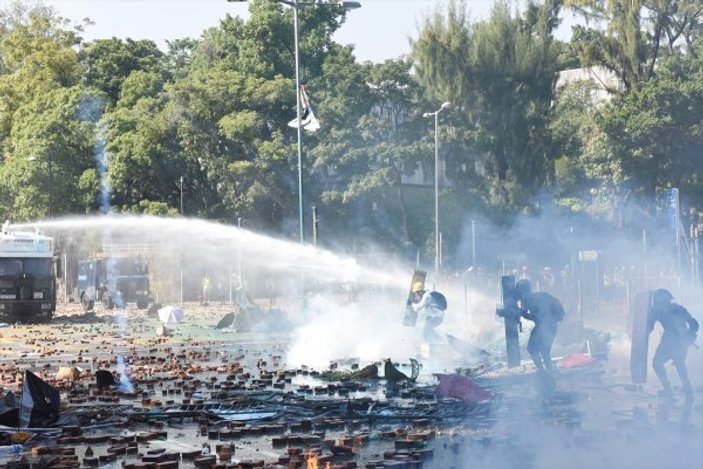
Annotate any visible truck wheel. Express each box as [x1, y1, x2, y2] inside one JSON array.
[[136, 298, 148, 310], [103, 291, 114, 310], [82, 296, 94, 312]]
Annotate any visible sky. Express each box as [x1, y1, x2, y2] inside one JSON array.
[[2, 0, 576, 63]]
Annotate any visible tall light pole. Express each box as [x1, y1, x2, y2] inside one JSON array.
[[423, 101, 451, 279], [179, 176, 184, 215], [228, 0, 361, 244], [293, 0, 304, 244]]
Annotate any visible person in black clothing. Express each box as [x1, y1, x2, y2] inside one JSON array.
[[515, 280, 565, 371], [648, 289, 699, 398]]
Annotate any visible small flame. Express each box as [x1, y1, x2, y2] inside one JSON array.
[[306, 453, 318, 469], [306, 453, 330, 469]]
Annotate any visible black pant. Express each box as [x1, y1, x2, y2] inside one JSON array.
[[652, 336, 692, 394], [527, 324, 557, 370]]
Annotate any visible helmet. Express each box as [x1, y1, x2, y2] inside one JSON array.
[[412, 281, 424, 293], [652, 288, 673, 306], [515, 279, 532, 299]]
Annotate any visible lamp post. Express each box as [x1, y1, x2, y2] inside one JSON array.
[[180, 176, 184, 215], [423, 101, 451, 279], [28, 154, 53, 218], [228, 0, 361, 244]]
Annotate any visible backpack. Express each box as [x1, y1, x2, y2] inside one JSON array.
[[550, 296, 565, 321], [430, 291, 448, 311]]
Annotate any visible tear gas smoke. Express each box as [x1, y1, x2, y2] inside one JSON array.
[[286, 294, 420, 369], [93, 119, 111, 215], [285, 286, 505, 371], [115, 355, 133, 393]]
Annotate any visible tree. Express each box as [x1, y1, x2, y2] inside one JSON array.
[[567, 0, 703, 91], [80, 37, 164, 105], [581, 43, 703, 225], [0, 2, 84, 151], [549, 80, 601, 213], [2, 86, 105, 220], [412, 0, 561, 217], [152, 0, 362, 234], [0, 3, 94, 220], [310, 58, 431, 250]]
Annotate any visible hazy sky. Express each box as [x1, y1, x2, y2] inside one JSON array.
[[3, 0, 576, 63]]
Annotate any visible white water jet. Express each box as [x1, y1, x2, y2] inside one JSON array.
[[20, 215, 507, 368], [23, 215, 409, 289]]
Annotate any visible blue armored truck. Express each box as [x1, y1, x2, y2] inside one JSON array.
[[77, 256, 151, 311]]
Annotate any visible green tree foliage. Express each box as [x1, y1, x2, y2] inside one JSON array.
[[1, 0, 701, 265], [310, 58, 429, 249], [2, 86, 105, 220], [0, 3, 96, 221], [80, 37, 164, 105], [582, 44, 703, 223], [412, 0, 561, 216], [0, 2, 84, 150], [567, 0, 703, 90], [163, 1, 359, 234], [549, 80, 600, 205]]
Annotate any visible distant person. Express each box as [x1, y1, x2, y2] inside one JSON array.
[[408, 282, 447, 343], [540, 266, 555, 291], [515, 280, 565, 371], [519, 265, 530, 281], [647, 289, 699, 399]]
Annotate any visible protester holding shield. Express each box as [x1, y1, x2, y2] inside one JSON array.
[[647, 289, 699, 399], [515, 280, 565, 372], [408, 282, 447, 343]]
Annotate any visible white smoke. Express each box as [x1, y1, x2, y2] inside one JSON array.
[[286, 292, 420, 369]]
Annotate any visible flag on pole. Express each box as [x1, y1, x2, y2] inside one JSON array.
[[288, 85, 320, 132]]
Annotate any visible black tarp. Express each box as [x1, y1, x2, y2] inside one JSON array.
[[383, 359, 410, 382], [19, 370, 60, 428], [0, 391, 18, 427], [215, 312, 235, 329]]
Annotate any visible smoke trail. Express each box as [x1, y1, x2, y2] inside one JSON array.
[[80, 93, 133, 391], [116, 355, 133, 393], [94, 119, 112, 215]]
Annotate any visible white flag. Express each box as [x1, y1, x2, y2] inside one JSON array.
[[288, 86, 320, 132]]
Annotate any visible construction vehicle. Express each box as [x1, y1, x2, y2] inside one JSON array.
[[77, 256, 151, 311], [0, 221, 60, 323]]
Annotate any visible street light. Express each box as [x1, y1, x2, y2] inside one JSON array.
[[27, 154, 53, 218], [180, 176, 184, 215], [227, 0, 361, 243], [423, 101, 451, 279]]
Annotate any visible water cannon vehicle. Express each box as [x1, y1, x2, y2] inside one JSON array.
[[0, 221, 60, 323], [77, 256, 151, 311]]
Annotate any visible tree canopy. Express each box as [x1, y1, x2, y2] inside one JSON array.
[[0, 0, 701, 267]]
